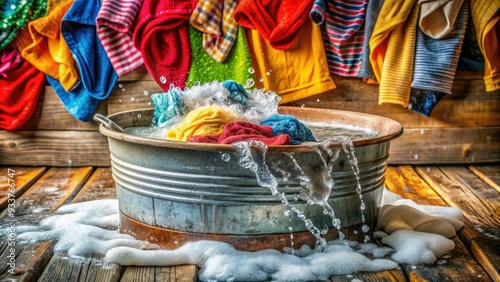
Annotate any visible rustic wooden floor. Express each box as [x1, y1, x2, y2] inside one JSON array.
[[0, 165, 499, 282]]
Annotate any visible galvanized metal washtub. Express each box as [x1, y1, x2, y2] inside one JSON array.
[[97, 106, 403, 251]]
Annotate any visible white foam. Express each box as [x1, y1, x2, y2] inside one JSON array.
[[16, 199, 149, 259], [8, 187, 464, 280], [374, 230, 455, 265]]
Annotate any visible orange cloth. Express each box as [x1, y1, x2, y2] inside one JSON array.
[[369, 0, 419, 107], [470, 0, 500, 92], [14, 0, 79, 92], [245, 19, 336, 104]]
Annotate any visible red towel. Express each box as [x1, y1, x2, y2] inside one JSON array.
[[133, 0, 195, 90], [0, 47, 45, 130], [188, 121, 291, 145], [233, 0, 314, 50]]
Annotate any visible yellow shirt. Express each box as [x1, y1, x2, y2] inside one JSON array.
[[14, 0, 79, 92], [245, 19, 336, 105], [166, 105, 237, 142], [370, 0, 419, 107], [470, 0, 500, 92]]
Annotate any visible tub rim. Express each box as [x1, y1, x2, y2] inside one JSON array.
[[99, 106, 404, 152]]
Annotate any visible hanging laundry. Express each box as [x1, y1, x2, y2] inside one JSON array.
[[133, 0, 195, 91], [245, 19, 336, 104], [409, 0, 468, 117], [407, 90, 446, 117], [0, 46, 45, 130], [457, 12, 484, 72], [469, 0, 500, 92], [189, 121, 291, 145], [369, 0, 420, 107], [166, 105, 238, 141], [358, 0, 385, 81], [96, 0, 144, 76], [190, 0, 239, 63], [185, 25, 254, 89], [321, 0, 368, 77], [310, 0, 326, 25], [0, 0, 47, 50], [46, 0, 119, 122], [419, 0, 464, 39], [233, 0, 314, 50], [14, 0, 80, 92], [260, 114, 316, 145]]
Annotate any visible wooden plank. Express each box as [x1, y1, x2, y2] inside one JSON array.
[[71, 167, 116, 203], [0, 167, 93, 282], [469, 166, 500, 193], [388, 127, 500, 164], [384, 166, 491, 281], [37, 252, 121, 282], [415, 167, 500, 227], [0, 130, 111, 167], [0, 166, 47, 211], [16, 87, 107, 131], [121, 265, 198, 282], [36, 168, 122, 282], [415, 166, 500, 281]]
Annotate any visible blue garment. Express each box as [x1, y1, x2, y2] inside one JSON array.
[[151, 88, 186, 127], [358, 0, 385, 80], [49, 0, 117, 121], [47, 76, 100, 121], [408, 89, 446, 117], [261, 114, 316, 145], [222, 80, 248, 107], [61, 0, 118, 100]]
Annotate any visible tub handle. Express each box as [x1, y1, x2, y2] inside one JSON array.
[[93, 113, 125, 133]]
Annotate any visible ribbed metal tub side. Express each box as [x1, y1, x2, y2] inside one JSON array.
[[108, 137, 390, 235]]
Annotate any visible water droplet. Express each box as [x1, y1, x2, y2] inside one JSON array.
[[301, 104, 305, 108], [414, 154, 419, 160], [248, 68, 255, 74], [148, 102, 151, 106], [122, 88, 125, 91], [221, 153, 231, 162], [174, 240, 179, 245], [436, 259, 447, 265], [118, 84, 123, 88], [288, 226, 293, 231], [144, 91, 149, 95], [11, 4, 16, 9], [364, 235, 370, 243], [67, 160, 72, 166], [118, 99, 122, 103], [245, 78, 255, 88], [130, 97, 135, 101], [160, 76, 167, 84], [265, 71, 270, 76], [259, 78, 264, 82], [284, 210, 291, 216], [361, 224, 370, 233], [137, 114, 142, 119]]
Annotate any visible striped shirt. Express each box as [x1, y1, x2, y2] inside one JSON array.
[[411, 0, 468, 94], [321, 0, 368, 77], [96, 0, 144, 76]]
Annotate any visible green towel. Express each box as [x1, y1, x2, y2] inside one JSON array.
[[186, 25, 255, 89]]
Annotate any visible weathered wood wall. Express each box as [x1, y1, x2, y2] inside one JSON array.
[[1, 68, 499, 166]]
